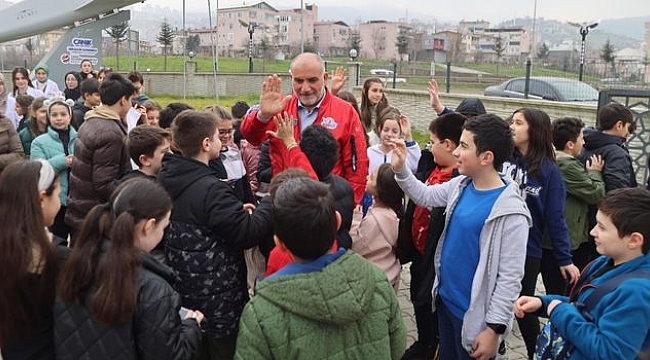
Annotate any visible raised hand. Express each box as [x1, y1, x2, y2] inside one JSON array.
[[330, 66, 347, 96], [389, 138, 407, 173], [266, 112, 297, 147], [259, 75, 292, 121], [428, 78, 445, 115], [399, 114, 413, 141]]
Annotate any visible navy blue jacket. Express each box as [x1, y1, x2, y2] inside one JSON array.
[[501, 156, 572, 266]]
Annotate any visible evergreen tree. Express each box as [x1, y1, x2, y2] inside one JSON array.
[[493, 35, 506, 75], [396, 26, 410, 64], [185, 34, 200, 54], [600, 39, 616, 78], [537, 42, 549, 62], [105, 22, 129, 70], [348, 30, 361, 54], [157, 19, 176, 71]]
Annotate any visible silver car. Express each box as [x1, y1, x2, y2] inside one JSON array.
[[484, 77, 599, 103]]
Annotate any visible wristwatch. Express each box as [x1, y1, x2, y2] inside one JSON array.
[[486, 323, 506, 334]]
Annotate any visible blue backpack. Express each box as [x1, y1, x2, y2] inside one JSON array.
[[534, 269, 650, 360]]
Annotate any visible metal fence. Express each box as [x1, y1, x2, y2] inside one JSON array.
[[324, 58, 649, 98]]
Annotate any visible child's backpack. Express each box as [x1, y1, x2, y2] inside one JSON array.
[[534, 269, 650, 360]]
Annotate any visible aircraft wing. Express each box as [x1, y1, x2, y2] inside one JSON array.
[[74, 0, 95, 12]]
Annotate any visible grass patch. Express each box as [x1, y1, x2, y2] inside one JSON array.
[[149, 94, 259, 109]]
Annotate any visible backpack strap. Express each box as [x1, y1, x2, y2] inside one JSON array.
[[583, 270, 650, 311]]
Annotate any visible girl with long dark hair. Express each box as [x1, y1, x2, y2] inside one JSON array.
[[55, 178, 203, 359], [0, 160, 61, 360], [501, 107, 580, 359], [360, 77, 389, 146]]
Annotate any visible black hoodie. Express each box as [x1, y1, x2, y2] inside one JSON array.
[[71, 100, 92, 130], [581, 127, 637, 191], [157, 153, 272, 337]]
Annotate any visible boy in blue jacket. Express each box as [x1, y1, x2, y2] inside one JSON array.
[[392, 115, 531, 360], [515, 187, 650, 359]]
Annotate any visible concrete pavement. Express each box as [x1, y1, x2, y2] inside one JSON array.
[[396, 263, 533, 360]]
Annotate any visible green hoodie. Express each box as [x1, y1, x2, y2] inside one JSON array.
[[543, 152, 605, 250], [235, 251, 406, 359]]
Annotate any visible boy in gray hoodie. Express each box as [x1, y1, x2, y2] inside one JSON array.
[[391, 114, 531, 360]]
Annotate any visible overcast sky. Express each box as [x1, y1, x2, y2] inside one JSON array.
[[129, 0, 649, 23], [4, 0, 649, 23]]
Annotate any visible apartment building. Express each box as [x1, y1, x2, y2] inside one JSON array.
[[188, 1, 317, 58], [313, 21, 350, 57]]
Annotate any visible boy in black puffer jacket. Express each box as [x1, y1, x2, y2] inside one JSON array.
[[158, 110, 273, 360]]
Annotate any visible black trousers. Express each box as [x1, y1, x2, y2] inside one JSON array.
[[516, 256, 541, 359]]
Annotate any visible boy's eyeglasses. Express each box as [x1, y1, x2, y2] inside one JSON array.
[[426, 140, 444, 150]]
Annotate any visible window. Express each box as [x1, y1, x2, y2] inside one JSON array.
[[529, 80, 557, 99], [506, 79, 525, 93], [250, 11, 257, 19]]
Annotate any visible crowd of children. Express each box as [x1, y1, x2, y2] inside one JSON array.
[[1, 54, 650, 360]]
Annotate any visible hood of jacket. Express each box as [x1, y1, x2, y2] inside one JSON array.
[[72, 101, 91, 113], [455, 97, 486, 117], [158, 153, 218, 200], [583, 127, 625, 150], [84, 105, 122, 122], [254, 251, 380, 325]]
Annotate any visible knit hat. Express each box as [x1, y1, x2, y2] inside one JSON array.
[[34, 64, 49, 74], [455, 98, 486, 118]]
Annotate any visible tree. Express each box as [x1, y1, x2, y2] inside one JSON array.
[[396, 26, 410, 65], [600, 38, 616, 78], [24, 37, 35, 67], [371, 30, 386, 60], [348, 30, 361, 54], [157, 19, 176, 71], [493, 35, 506, 75], [185, 34, 200, 54], [105, 22, 129, 70], [537, 42, 549, 62]]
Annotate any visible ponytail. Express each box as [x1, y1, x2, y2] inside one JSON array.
[[91, 211, 140, 324]]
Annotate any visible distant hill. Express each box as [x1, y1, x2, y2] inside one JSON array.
[[498, 17, 643, 51], [598, 16, 650, 41]]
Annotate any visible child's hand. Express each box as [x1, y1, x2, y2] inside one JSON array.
[[243, 203, 256, 214], [399, 114, 413, 141], [389, 138, 407, 173], [514, 296, 542, 318], [266, 112, 297, 148], [586, 154, 604, 172], [470, 328, 499, 360], [560, 263, 580, 284], [184, 309, 205, 325], [428, 78, 445, 115], [65, 155, 74, 168]]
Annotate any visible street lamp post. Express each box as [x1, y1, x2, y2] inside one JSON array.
[[248, 23, 255, 73], [349, 48, 359, 86], [578, 22, 598, 81]]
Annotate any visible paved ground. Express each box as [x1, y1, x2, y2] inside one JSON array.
[[396, 263, 535, 360], [352, 209, 540, 360]]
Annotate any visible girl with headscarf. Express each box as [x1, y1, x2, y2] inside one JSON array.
[[63, 71, 82, 102]]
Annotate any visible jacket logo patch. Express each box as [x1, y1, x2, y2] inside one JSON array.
[[321, 117, 338, 130]]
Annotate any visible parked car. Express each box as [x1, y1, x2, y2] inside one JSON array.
[[484, 77, 599, 103], [369, 69, 394, 75]]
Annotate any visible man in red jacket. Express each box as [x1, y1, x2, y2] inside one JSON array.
[[240, 52, 369, 204]]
